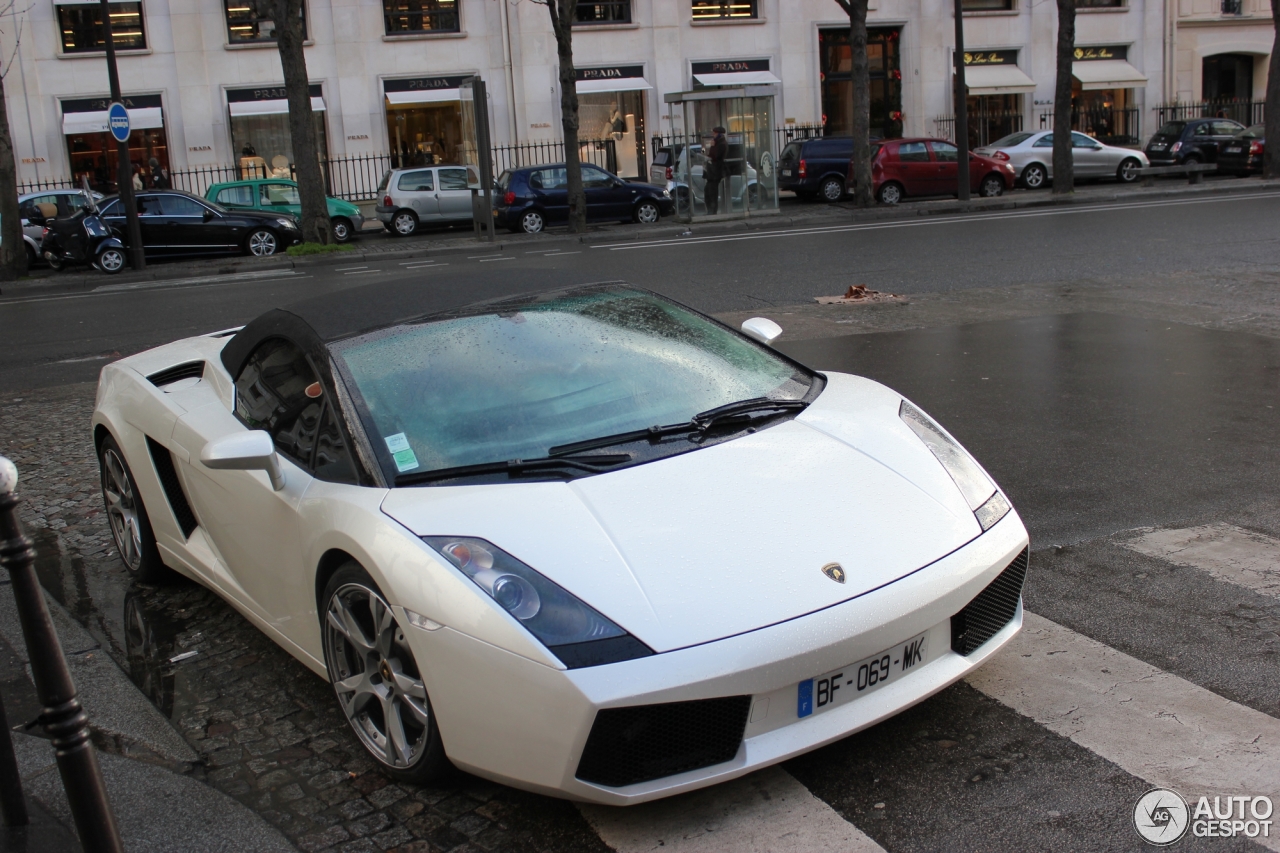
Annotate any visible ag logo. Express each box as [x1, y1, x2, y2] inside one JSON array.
[[821, 563, 845, 584], [1134, 788, 1189, 845]]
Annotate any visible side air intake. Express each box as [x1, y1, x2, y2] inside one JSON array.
[[146, 437, 198, 538], [147, 361, 204, 388]]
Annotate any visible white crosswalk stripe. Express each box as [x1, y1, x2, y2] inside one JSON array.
[[1122, 524, 1280, 599], [968, 612, 1280, 851], [579, 765, 886, 853]]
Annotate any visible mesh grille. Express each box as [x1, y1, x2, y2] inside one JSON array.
[[576, 695, 751, 788], [951, 547, 1028, 656], [147, 361, 204, 387], [146, 437, 198, 538]]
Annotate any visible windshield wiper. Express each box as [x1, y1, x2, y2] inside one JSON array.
[[395, 453, 632, 486], [548, 397, 808, 457]]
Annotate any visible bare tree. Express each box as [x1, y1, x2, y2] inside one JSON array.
[[532, 0, 588, 232], [270, 0, 329, 244], [1265, 0, 1280, 178], [832, 0, 873, 206], [1051, 0, 1075, 195], [0, 1, 29, 280]]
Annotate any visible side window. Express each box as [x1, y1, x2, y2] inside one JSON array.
[[1032, 134, 1054, 148], [533, 168, 567, 190], [313, 403, 356, 483], [217, 185, 255, 207], [1213, 121, 1242, 136], [98, 198, 121, 217], [134, 194, 162, 217], [159, 195, 208, 217], [234, 339, 324, 468], [930, 141, 959, 162], [581, 165, 613, 188], [260, 183, 300, 205], [1070, 132, 1097, 148], [897, 141, 929, 162], [1193, 124, 1211, 136], [438, 168, 469, 191], [397, 170, 434, 192]]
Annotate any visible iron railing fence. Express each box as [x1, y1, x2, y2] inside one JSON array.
[[16, 176, 81, 194], [1038, 107, 1142, 146], [490, 138, 619, 176], [1153, 99, 1264, 128], [934, 110, 1025, 147]]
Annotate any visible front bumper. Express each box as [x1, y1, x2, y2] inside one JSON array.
[[400, 509, 1029, 804]]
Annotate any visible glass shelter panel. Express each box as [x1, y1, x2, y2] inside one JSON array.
[[673, 92, 776, 220]]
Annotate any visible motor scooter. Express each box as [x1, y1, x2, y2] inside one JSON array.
[[33, 183, 129, 275]]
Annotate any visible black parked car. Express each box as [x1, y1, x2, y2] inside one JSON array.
[[494, 163, 674, 234], [1216, 125, 1266, 176], [1144, 118, 1245, 166], [777, 137, 854, 202], [98, 190, 303, 257]]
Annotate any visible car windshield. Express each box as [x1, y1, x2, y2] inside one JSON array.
[[1156, 122, 1186, 137], [988, 132, 1033, 148], [331, 286, 816, 484]]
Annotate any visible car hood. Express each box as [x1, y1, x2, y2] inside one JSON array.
[[380, 372, 984, 653]]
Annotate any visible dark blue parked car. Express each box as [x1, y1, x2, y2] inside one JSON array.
[[1144, 118, 1244, 166], [494, 163, 674, 233], [777, 137, 854, 202]]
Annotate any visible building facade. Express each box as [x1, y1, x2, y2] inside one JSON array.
[[2, 0, 1271, 186]]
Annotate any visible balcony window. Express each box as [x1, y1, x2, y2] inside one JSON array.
[[383, 0, 459, 35], [961, 0, 1014, 11], [1077, 0, 1126, 8], [225, 0, 305, 43], [57, 2, 146, 53], [1221, 0, 1243, 13], [692, 0, 758, 19], [576, 1, 630, 23]]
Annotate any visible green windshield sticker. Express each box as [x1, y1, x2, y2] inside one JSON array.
[[384, 433, 419, 472]]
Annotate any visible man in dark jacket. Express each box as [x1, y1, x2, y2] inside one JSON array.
[[704, 126, 727, 214]]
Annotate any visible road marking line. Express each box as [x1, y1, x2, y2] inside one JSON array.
[[479, 256, 514, 262], [403, 263, 448, 269], [51, 354, 110, 364], [334, 265, 368, 271], [544, 251, 581, 256], [579, 766, 886, 853], [3, 275, 313, 305], [93, 269, 300, 292], [968, 612, 1280, 838], [343, 269, 382, 275], [1121, 524, 1280, 600], [468, 254, 507, 259], [398, 260, 433, 265]]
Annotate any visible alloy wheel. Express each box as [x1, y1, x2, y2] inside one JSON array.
[[521, 211, 544, 234], [878, 183, 902, 205], [1022, 164, 1046, 189], [1118, 159, 1141, 183], [248, 230, 278, 256], [393, 212, 417, 236], [980, 176, 1004, 198], [324, 584, 431, 770], [821, 179, 844, 202], [102, 448, 142, 572], [635, 201, 659, 224], [97, 247, 125, 273]]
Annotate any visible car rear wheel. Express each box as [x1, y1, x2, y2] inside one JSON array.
[[99, 435, 166, 582], [96, 246, 126, 274], [819, 177, 845, 203], [245, 229, 279, 257], [979, 174, 1005, 198], [876, 182, 904, 205], [1021, 163, 1048, 190], [25, 243, 36, 267], [331, 217, 354, 243], [520, 210, 545, 234], [392, 210, 418, 237], [1183, 154, 1202, 166], [634, 200, 660, 224], [322, 563, 449, 785]]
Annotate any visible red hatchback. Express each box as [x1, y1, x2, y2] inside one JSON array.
[[856, 138, 1017, 204]]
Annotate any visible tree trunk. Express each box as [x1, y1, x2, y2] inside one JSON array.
[[843, 0, 873, 207], [547, 1, 587, 233], [1265, 0, 1280, 178], [0, 72, 27, 281], [1052, 0, 1075, 194], [273, 0, 329, 244]]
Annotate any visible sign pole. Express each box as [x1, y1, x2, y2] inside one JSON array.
[[99, 0, 144, 270], [952, 0, 971, 201]]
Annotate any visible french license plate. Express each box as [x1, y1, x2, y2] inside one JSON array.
[[781, 169, 792, 176], [1225, 146, 1242, 153], [797, 632, 927, 718]]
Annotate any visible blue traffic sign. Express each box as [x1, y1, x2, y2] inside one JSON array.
[[107, 102, 130, 143]]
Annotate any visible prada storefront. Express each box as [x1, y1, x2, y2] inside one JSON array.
[[384, 75, 471, 168], [575, 65, 654, 178], [61, 94, 167, 192], [228, 85, 330, 178]]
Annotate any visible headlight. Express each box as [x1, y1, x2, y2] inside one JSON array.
[[662, 189, 671, 198], [276, 217, 298, 230], [423, 536, 654, 668], [899, 400, 1009, 531]]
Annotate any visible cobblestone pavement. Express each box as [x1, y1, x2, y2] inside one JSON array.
[[0, 384, 609, 853]]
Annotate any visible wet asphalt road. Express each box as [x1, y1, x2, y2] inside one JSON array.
[[1, 194, 1279, 852]]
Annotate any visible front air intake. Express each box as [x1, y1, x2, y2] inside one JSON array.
[[576, 695, 751, 788], [951, 547, 1029, 656]]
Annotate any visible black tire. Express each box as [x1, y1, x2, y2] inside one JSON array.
[[1183, 154, 1202, 166], [819, 177, 845, 203], [633, 199, 660, 224], [331, 217, 354, 243], [96, 246, 126, 274], [1021, 163, 1048, 190], [245, 228, 279, 257], [25, 242, 37, 267], [1116, 158, 1142, 183], [979, 174, 1005, 198], [391, 210, 418, 237], [876, 182, 904, 205], [321, 563, 449, 785], [98, 435, 167, 583], [45, 251, 64, 272]]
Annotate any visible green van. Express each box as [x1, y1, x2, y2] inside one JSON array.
[[206, 179, 364, 242]]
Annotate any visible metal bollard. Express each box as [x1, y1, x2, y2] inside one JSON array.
[[0, 456, 123, 853]]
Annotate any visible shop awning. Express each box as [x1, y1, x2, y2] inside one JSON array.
[[963, 65, 1037, 95], [575, 77, 653, 94], [228, 96, 326, 116], [384, 89, 460, 106], [692, 70, 782, 87], [1072, 60, 1148, 90], [62, 106, 163, 135]]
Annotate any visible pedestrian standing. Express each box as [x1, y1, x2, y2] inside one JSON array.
[[704, 126, 727, 215], [131, 164, 144, 191], [149, 157, 170, 189]]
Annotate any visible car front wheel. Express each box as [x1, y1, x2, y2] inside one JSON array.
[[979, 174, 1005, 198], [1116, 158, 1142, 183], [1021, 163, 1048, 190], [819, 177, 845, 203], [322, 563, 449, 785], [245, 229, 279, 257], [876, 182, 904, 205], [520, 211, 545, 234], [392, 210, 418, 237], [634, 200, 660, 224], [331, 217, 354, 242], [99, 435, 166, 582]]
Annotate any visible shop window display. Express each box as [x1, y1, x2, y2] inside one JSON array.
[[577, 91, 645, 178], [230, 112, 329, 178], [387, 102, 463, 168], [57, 2, 145, 53], [66, 128, 167, 193], [820, 27, 903, 139]]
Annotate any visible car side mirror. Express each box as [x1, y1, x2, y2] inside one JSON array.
[[201, 430, 285, 490], [203, 209, 215, 221], [741, 317, 783, 346]]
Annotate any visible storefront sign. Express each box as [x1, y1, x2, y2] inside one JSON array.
[[575, 65, 645, 81], [1074, 46, 1127, 61], [60, 93, 162, 113], [383, 76, 472, 93], [21, 157, 46, 164], [691, 58, 771, 75], [963, 50, 1018, 66], [227, 84, 323, 102], [188, 145, 212, 151]]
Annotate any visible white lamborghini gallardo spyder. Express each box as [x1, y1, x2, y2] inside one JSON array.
[[92, 280, 1029, 804]]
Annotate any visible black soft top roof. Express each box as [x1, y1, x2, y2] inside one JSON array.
[[220, 278, 548, 379]]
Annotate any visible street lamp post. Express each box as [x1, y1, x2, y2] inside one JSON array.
[[953, 0, 971, 201], [99, 0, 145, 270]]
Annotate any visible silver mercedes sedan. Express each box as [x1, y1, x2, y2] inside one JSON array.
[[974, 130, 1149, 190]]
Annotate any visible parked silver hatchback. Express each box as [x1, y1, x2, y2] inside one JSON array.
[[376, 165, 478, 236]]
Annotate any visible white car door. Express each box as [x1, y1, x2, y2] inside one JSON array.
[[436, 167, 476, 221], [1071, 132, 1107, 177], [395, 169, 440, 220]]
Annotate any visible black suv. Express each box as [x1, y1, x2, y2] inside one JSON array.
[[1145, 118, 1245, 166], [778, 137, 853, 202]]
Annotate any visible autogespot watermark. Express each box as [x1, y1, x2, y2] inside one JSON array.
[[1133, 789, 1274, 845]]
